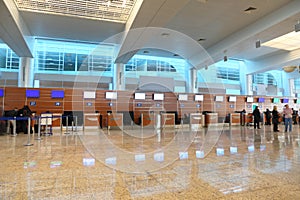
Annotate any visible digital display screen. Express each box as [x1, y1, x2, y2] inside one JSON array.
[[273, 98, 280, 103], [55, 102, 61, 106], [105, 92, 117, 99], [0, 89, 4, 97], [215, 96, 224, 102], [246, 97, 253, 103], [178, 94, 188, 101], [26, 90, 40, 98], [258, 98, 265, 103], [86, 102, 92, 106], [282, 98, 289, 103], [153, 93, 164, 100], [30, 101, 36, 106], [228, 96, 236, 102], [195, 94, 204, 101], [134, 93, 146, 100], [51, 90, 64, 98]]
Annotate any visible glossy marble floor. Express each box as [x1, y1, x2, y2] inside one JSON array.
[[0, 123, 299, 199]]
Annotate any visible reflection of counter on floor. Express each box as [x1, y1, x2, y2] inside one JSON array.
[[161, 113, 175, 128], [205, 113, 218, 127], [84, 113, 100, 129], [189, 113, 204, 130]]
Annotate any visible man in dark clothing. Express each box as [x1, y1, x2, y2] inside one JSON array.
[[252, 106, 261, 129], [265, 108, 272, 125]]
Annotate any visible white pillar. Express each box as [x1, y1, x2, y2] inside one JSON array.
[[114, 63, 125, 90], [246, 74, 253, 95], [18, 57, 34, 87], [190, 68, 197, 93], [289, 78, 295, 97]]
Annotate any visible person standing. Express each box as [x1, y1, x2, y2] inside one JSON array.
[[252, 106, 261, 129], [272, 106, 280, 132], [283, 104, 292, 132], [265, 108, 272, 125]]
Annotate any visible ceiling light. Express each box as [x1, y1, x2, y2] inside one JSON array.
[[161, 33, 170, 38], [143, 50, 149, 54], [262, 31, 300, 51], [282, 66, 299, 73], [197, 38, 206, 42]]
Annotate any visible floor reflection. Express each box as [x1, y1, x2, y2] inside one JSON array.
[[0, 124, 299, 199]]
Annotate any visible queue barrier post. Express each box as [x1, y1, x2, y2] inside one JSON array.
[[24, 117, 33, 146]]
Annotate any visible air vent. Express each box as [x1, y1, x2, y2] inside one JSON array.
[[197, 38, 206, 42], [244, 7, 257, 13]]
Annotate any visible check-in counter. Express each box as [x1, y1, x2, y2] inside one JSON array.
[[84, 113, 100, 129], [205, 113, 218, 127], [107, 113, 123, 130], [52, 113, 62, 127], [141, 113, 155, 127], [189, 113, 204, 130], [161, 113, 175, 128], [230, 113, 240, 125]]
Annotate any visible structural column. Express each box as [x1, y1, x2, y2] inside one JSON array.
[[246, 74, 253, 95], [18, 57, 34, 87], [189, 68, 197, 93], [114, 63, 125, 90]]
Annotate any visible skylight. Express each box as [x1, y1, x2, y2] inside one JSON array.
[[14, 0, 137, 23], [262, 31, 300, 51]]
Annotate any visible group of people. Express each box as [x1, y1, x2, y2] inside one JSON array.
[[252, 104, 295, 133], [5, 105, 33, 134]]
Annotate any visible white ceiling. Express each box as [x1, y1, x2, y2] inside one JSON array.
[[1, 0, 300, 72]]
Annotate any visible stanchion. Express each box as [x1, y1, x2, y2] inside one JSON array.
[[44, 116, 49, 136], [24, 118, 33, 146], [35, 117, 42, 140], [74, 116, 78, 133], [11, 117, 17, 137], [64, 116, 70, 134], [71, 121, 74, 134]]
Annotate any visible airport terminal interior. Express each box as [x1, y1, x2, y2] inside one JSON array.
[[0, 0, 300, 199]]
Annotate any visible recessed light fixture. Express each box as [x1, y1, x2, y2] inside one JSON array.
[[173, 54, 179, 57], [197, 38, 206, 42], [161, 33, 170, 38], [244, 6, 257, 13], [143, 50, 149, 54]]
